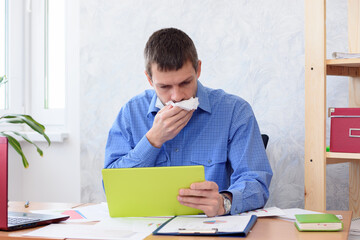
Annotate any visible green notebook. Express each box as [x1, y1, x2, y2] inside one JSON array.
[[294, 214, 343, 232], [102, 165, 205, 217]]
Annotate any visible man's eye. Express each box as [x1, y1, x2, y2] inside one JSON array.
[[160, 86, 169, 89], [181, 81, 190, 86]]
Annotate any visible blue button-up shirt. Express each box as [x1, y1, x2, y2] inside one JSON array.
[[105, 81, 272, 214]]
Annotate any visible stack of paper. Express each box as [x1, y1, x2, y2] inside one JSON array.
[[350, 217, 360, 237], [25, 203, 170, 240], [332, 52, 360, 59]]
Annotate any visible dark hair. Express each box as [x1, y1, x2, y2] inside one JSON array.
[[144, 28, 198, 78]]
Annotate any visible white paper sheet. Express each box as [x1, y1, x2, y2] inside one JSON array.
[[95, 216, 171, 231], [238, 207, 285, 217], [24, 216, 170, 240], [277, 208, 323, 222], [30, 202, 110, 222], [75, 202, 110, 220], [24, 223, 135, 240]]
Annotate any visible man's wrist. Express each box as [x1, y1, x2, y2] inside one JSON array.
[[146, 130, 163, 148], [220, 193, 232, 215]]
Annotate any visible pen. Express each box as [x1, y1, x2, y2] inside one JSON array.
[[24, 200, 30, 208]]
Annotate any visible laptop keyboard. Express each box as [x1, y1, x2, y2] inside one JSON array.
[[8, 216, 41, 226]]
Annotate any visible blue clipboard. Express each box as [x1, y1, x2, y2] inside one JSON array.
[[153, 215, 257, 237]]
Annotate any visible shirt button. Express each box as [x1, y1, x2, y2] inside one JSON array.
[[175, 148, 179, 152], [208, 159, 212, 164]]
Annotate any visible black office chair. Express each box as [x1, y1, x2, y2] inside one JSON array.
[[261, 134, 269, 149]]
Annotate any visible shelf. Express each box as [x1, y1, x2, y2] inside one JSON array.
[[326, 58, 360, 77], [327, 58, 360, 67], [326, 152, 360, 164], [305, 0, 360, 218]]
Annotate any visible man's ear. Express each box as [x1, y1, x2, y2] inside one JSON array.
[[196, 60, 202, 79], [145, 71, 153, 87]]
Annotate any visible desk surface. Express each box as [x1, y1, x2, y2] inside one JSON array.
[[0, 202, 352, 240]]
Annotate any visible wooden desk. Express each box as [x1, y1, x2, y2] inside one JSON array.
[[0, 202, 352, 240], [145, 210, 352, 240]]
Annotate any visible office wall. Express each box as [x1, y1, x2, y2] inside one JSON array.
[[78, 0, 350, 209], [9, 140, 81, 203], [8, 67, 81, 203]]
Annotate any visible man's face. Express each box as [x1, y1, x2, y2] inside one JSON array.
[[146, 60, 201, 105]]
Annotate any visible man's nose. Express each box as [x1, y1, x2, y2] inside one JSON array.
[[171, 86, 184, 102]]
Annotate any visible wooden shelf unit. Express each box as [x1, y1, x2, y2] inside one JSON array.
[[327, 58, 360, 67], [327, 58, 360, 77], [327, 152, 360, 164], [305, 0, 360, 218]]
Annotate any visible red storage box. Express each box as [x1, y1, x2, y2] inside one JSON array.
[[329, 108, 360, 153]]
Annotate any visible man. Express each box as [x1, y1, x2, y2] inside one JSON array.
[[105, 28, 272, 217]]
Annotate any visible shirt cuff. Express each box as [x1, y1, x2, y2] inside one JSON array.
[[132, 135, 162, 166]]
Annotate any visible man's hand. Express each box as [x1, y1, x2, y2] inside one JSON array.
[[146, 105, 194, 148], [178, 181, 227, 217]]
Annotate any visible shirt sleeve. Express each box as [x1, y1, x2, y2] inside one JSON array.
[[104, 105, 161, 169], [224, 101, 273, 214]]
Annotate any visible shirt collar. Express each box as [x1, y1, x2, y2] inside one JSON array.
[[147, 80, 212, 118], [147, 92, 159, 117], [196, 80, 211, 114]]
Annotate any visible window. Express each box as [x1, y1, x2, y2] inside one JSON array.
[[30, 0, 66, 126], [45, 0, 65, 109], [0, 0, 69, 132], [0, 0, 7, 110]]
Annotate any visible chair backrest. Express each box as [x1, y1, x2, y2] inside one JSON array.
[[261, 134, 269, 149]]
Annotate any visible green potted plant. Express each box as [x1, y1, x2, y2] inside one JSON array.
[[0, 75, 51, 168]]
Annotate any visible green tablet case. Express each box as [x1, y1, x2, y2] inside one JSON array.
[[102, 165, 205, 217]]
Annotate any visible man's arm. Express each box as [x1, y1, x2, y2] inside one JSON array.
[[104, 105, 161, 169], [105, 104, 194, 169], [146, 105, 194, 148], [178, 101, 272, 216], [224, 102, 273, 214]]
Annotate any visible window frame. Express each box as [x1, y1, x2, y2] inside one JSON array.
[[0, 0, 9, 110], [29, 0, 65, 127], [0, 0, 24, 118], [0, 0, 77, 138]]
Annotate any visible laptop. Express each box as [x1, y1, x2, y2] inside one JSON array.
[[0, 137, 69, 231], [102, 165, 205, 217]]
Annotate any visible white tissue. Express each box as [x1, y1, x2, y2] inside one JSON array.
[[166, 97, 199, 111]]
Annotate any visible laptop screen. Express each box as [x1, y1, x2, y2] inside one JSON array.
[[0, 137, 8, 229], [0, 137, 70, 231]]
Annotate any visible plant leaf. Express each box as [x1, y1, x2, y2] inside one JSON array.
[[11, 131, 44, 156], [2, 114, 45, 131], [0, 75, 7, 85], [0, 133, 29, 168], [0, 119, 24, 124], [1, 114, 51, 146], [0, 113, 51, 168]]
